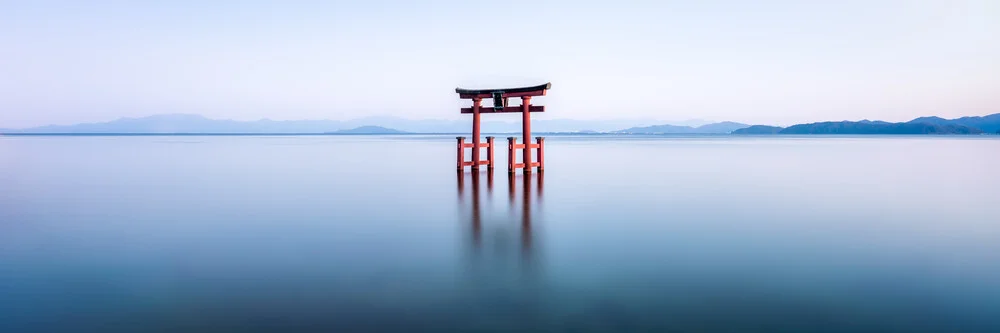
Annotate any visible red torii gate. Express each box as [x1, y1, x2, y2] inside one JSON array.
[[455, 83, 550, 174]]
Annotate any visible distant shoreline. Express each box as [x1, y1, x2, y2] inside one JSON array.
[[2, 132, 996, 137], [0, 132, 689, 136], [5, 113, 998, 135]]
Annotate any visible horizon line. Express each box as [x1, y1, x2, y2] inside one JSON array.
[[3, 111, 998, 131]]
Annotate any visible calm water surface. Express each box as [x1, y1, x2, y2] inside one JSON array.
[[2, 135, 999, 332]]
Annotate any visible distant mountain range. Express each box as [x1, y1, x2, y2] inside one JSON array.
[[326, 126, 406, 134], [0, 114, 707, 134], [733, 113, 1000, 135], [614, 121, 749, 134], [2, 113, 997, 135], [734, 125, 784, 134], [907, 115, 1000, 133]]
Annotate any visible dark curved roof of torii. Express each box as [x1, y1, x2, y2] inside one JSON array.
[[455, 82, 551, 94]]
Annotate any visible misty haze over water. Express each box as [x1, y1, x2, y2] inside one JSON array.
[[1, 135, 999, 332]]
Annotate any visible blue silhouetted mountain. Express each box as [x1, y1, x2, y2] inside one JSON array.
[[732, 125, 783, 134], [614, 121, 749, 134], [694, 121, 752, 133], [733, 113, 997, 135], [856, 119, 894, 125], [326, 126, 406, 134], [908, 114, 1000, 133], [780, 121, 981, 134]]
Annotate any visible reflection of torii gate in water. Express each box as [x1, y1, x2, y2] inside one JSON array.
[[456, 83, 550, 174], [457, 172, 543, 262]]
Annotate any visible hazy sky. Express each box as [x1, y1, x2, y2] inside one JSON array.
[[1, 0, 998, 127]]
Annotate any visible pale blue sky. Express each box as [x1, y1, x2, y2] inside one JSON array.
[[1, 0, 997, 127]]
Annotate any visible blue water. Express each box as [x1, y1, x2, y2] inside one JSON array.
[[2, 135, 999, 332]]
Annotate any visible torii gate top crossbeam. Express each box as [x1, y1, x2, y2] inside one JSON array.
[[455, 82, 551, 99]]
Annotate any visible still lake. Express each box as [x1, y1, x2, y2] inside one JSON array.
[[1, 135, 999, 332]]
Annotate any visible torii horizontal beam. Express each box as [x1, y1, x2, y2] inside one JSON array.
[[456, 82, 550, 100], [460, 106, 545, 114]]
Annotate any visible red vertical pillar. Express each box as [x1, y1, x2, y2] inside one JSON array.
[[456, 136, 465, 171], [507, 137, 516, 173], [486, 136, 494, 170], [536, 137, 544, 172], [471, 98, 482, 170], [521, 96, 532, 173]]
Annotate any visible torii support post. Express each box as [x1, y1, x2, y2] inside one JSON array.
[[506, 137, 545, 174], [457, 136, 494, 171], [486, 136, 495, 170], [536, 137, 545, 172], [521, 96, 532, 173], [457, 137, 465, 171], [456, 83, 550, 173], [471, 98, 482, 169]]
